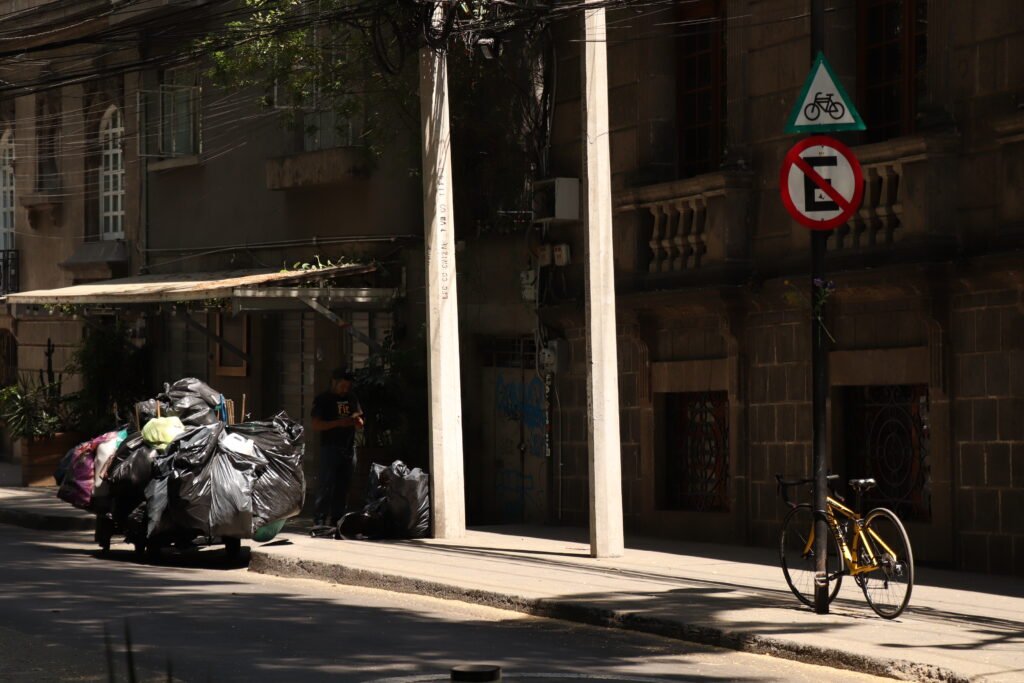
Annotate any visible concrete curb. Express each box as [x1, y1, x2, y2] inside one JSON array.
[[0, 506, 95, 532], [249, 550, 968, 683]]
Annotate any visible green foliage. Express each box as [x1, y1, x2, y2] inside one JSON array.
[[353, 329, 429, 469], [0, 376, 74, 440], [283, 254, 353, 272], [65, 322, 151, 435], [200, 0, 420, 157], [199, 0, 551, 235]]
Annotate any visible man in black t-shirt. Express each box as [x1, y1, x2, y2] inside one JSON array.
[[311, 369, 363, 526]]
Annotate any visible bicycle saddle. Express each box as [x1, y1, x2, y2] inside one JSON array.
[[848, 478, 877, 491]]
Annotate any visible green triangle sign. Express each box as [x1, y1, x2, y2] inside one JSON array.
[[785, 52, 866, 133]]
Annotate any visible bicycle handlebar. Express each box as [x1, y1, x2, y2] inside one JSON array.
[[775, 473, 839, 507]]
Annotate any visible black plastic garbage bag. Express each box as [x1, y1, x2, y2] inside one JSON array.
[[166, 423, 223, 470], [106, 433, 159, 498], [208, 451, 257, 538], [166, 394, 218, 426], [145, 476, 171, 538], [355, 461, 430, 539], [163, 378, 222, 407], [174, 449, 256, 538], [337, 511, 387, 539], [380, 461, 430, 539], [135, 398, 171, 425], [165, 423, 222, 532], [225, 412, 305, 530]]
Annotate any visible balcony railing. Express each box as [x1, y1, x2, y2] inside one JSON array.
[[0, 250, 19, 294], [616, 170, 754, 274], [832, 134, 958, 252]]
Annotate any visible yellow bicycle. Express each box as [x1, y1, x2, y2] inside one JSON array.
[[776, 474, 914, 619]]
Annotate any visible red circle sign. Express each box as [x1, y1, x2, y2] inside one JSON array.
[[779, 135, 864, 231]]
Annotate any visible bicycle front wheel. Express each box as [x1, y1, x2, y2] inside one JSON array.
[[780, 504, 843, 608], [858, 508, 914, 619]]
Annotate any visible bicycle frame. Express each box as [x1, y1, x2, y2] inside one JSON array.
[[800, 495, 900, 578]]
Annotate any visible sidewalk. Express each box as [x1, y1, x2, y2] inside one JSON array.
[[0, 485, 94, 531], [250, 526, 1024, 683], [2, 486, 1021, 683]]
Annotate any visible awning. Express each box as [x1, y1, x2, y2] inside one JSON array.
[[5, 263, 397, 352], [5, 264, 377, 305]]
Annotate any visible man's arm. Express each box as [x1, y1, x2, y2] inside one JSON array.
[[311, 415, 357, 431]]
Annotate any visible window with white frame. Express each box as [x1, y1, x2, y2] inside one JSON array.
[[0, 129, 14, 251], [138, 67, 201, 158], [161, 67, 200, 157], [99, 105, 125, 240]]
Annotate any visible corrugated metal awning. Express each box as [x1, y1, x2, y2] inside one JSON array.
[[5, 264, 376, 305]]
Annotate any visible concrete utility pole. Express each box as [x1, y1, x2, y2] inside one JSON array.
[[581, 0, 624, 558], [419, 35, 466, 539]]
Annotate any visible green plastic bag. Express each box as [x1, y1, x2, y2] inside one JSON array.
[[253, 519, 286, 542]]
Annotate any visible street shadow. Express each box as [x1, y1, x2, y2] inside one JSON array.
[[0, 526, 783, 683], [879, 603, 1024, 651], [465, 524, 782, 570], [381, 540, 789, 601]]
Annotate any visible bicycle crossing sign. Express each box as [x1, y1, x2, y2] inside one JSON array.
[[785, 52, 866, 133], [779, 135, 864, 231]]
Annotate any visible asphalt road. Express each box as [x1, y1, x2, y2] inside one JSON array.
[[0, 524, 890, 683]]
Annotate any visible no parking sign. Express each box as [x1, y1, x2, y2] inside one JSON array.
[[779, 135, 863, 231]]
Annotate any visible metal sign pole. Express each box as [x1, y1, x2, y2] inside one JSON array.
[[809, 0, 830, 616]]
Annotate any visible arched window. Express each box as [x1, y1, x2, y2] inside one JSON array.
[[99, 105, 124, 240], [0, 129, 14, 251]]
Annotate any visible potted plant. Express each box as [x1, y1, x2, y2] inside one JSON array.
[[0, 375, 83, 486]]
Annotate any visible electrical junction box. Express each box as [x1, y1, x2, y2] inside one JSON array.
[[532, 178, 580, 224], [520, 269, 537, 302], [540, 339, 570, 374], [537, 244, 553, 267], [553, 244, 571, 266]]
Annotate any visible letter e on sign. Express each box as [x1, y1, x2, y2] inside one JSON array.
[[779, 135, 864, 231]]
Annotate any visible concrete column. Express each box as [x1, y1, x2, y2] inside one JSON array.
[[581, 1, 624, 558], [419, 43, 466, 539]]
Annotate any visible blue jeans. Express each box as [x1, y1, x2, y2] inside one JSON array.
[[314, 447, 356, 524]]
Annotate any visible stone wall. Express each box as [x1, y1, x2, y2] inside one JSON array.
[[746, 308, 810, 546], [952, 288, 1024, 574]]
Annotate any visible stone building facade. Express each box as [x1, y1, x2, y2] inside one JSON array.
[[519, 0, 1024, 575], [0, 1, 424, 489]]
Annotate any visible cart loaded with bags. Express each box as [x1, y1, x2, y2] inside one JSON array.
[[55, 378, 305, 560]]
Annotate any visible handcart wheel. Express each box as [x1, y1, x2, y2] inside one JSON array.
[[224, 537, 242, 560]]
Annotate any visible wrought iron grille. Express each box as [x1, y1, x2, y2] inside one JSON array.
[[846, 384, 931, 522], [664, 391, 730, 512], [0, 330, 16, 386], [0, 249, 18, 294]]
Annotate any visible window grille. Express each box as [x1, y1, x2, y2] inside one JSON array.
[[663, 391, 730, 512]]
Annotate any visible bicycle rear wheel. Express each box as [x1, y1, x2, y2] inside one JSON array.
[[780, 504, 843, 608], [858, 507, 914, 619]]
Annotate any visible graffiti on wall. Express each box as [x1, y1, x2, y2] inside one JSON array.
[[495, 373, 547, 459]]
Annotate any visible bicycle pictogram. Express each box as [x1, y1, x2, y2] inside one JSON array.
[[803, 91, 847, 121]]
